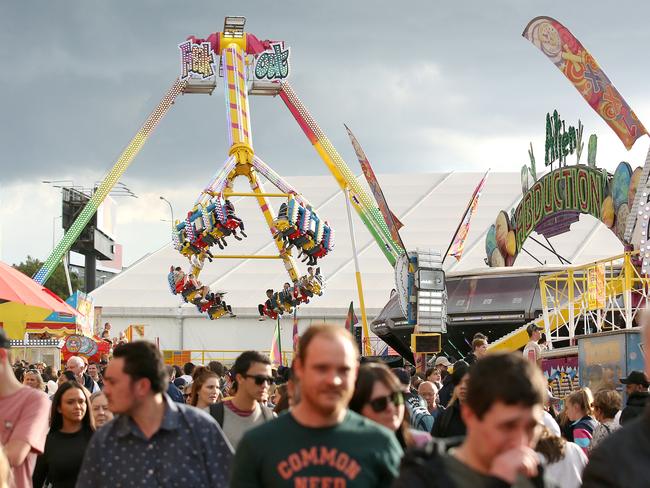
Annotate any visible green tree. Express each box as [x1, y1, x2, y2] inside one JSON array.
[[13, 256, 82, 300]]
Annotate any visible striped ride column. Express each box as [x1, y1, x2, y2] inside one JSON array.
[[223, 44, 253, 157], [248, 170, 299, 283], [279, 82, 404, 266], [34, 78, 187, 285]]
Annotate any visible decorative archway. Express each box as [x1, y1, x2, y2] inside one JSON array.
[[486, 162, 641, 267]]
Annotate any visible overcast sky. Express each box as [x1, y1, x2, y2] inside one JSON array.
[[2, 1, 650, 267]]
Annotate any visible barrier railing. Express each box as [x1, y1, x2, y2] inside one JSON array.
[[162, 349, 294, 367]]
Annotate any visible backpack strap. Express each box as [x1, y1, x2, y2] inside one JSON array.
[[209, 402, 225, 427], [259, 402, 274, 421]]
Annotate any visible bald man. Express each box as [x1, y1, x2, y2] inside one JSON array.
[[582, 315, 650, 487], [418, 381, 443, 421], [66, 356, 100, 393]]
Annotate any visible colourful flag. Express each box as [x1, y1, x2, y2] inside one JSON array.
[[523, 16, 647, 150], [344, 125, 406, 250], [448, 171, 489, 261], [345, 301, 359, 335], [270, 319, 283, 367], [292, 309, 299, 354]]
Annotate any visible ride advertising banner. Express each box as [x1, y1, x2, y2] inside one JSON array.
[[523, 16, 647, 150], [587, 263, 606, 309]]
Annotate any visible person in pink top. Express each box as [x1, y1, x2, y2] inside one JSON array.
[[0, 329, 51, 488]]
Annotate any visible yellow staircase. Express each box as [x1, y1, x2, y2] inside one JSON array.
[[487, 252, 641, 353], [487, 307, 570, 352]]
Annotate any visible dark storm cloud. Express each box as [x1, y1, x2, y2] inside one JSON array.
[[2, 1, 650, 187]]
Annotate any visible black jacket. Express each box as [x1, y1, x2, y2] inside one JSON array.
[[431, 401, 466, 439], [620, 391, 649, 425], [392, 437, 548, 488], [438, 375, 454, 408], [582, 406, 650, 487]]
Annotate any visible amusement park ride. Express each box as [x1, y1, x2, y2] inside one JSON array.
[[32, 16, 447, 359], [33, 14, 650, 366], [483, 16, 650, 353]]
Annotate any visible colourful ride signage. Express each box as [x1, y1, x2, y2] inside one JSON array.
[[254, 42, 290, 81], [545, 110, 583, 167], [486, 161, 642, 267], [513, 165, 605, 253], [178, 41, 216, 80]]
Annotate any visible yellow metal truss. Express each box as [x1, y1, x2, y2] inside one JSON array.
[[489, 252, 649, 352]]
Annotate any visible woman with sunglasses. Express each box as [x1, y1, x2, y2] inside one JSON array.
[[349, 362, 431, 450], [189, 367, 222, 410], [32, 381, 96, 488]]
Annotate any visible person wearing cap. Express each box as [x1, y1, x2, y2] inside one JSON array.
[[434, 355, 451, 373], [435, 356, 455, 407], [523, 324, 543, 368], [619, 370, 649, 425], [0, 329, 51, 488]]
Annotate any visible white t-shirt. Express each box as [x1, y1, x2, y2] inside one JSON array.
[[542, 410, 561, 437], [541, 441, 588, 488], [523, 340, 542, 363]]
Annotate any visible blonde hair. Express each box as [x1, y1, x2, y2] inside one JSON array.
[[592, 389, 622, 419], [566, 387, 594, 416], [23, 370, 45, 391]]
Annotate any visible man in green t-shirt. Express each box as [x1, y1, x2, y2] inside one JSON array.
[[230, 324, 402, 487], [394, 353, 554, 488]]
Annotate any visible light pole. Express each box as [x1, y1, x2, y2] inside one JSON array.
[[159, 196, 174, 227]]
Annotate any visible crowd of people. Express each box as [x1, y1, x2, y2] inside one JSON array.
[[1, 319, 650, 487]]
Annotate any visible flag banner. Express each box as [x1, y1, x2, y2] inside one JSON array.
[[523, 16, 647, 150], [344, 125, 406, 249], [449, 171, 489, 261], [271, 319, 283, 367], [292, 309, 299, 354], [344, 301, 359, 335]]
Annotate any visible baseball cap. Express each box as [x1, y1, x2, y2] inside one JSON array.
[[526, 323, 543, 336], [0, 328, 10, 349], [434, 356, 451, 368], [620, 370, 650, 387]]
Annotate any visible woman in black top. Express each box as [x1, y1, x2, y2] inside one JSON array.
[[431, 361, 470, 438], [33, 381, 96, 488]]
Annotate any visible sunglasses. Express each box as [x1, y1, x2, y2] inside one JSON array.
[[243, 374, 274, 386], [368, 391, 403, 413]]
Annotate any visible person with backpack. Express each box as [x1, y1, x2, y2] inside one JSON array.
[[394, 353, 553, 488], [208, 351, 275, 450], [393, 367, 434, 432]]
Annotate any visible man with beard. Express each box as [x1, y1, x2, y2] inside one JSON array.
[[230, 325, 402, 487]]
